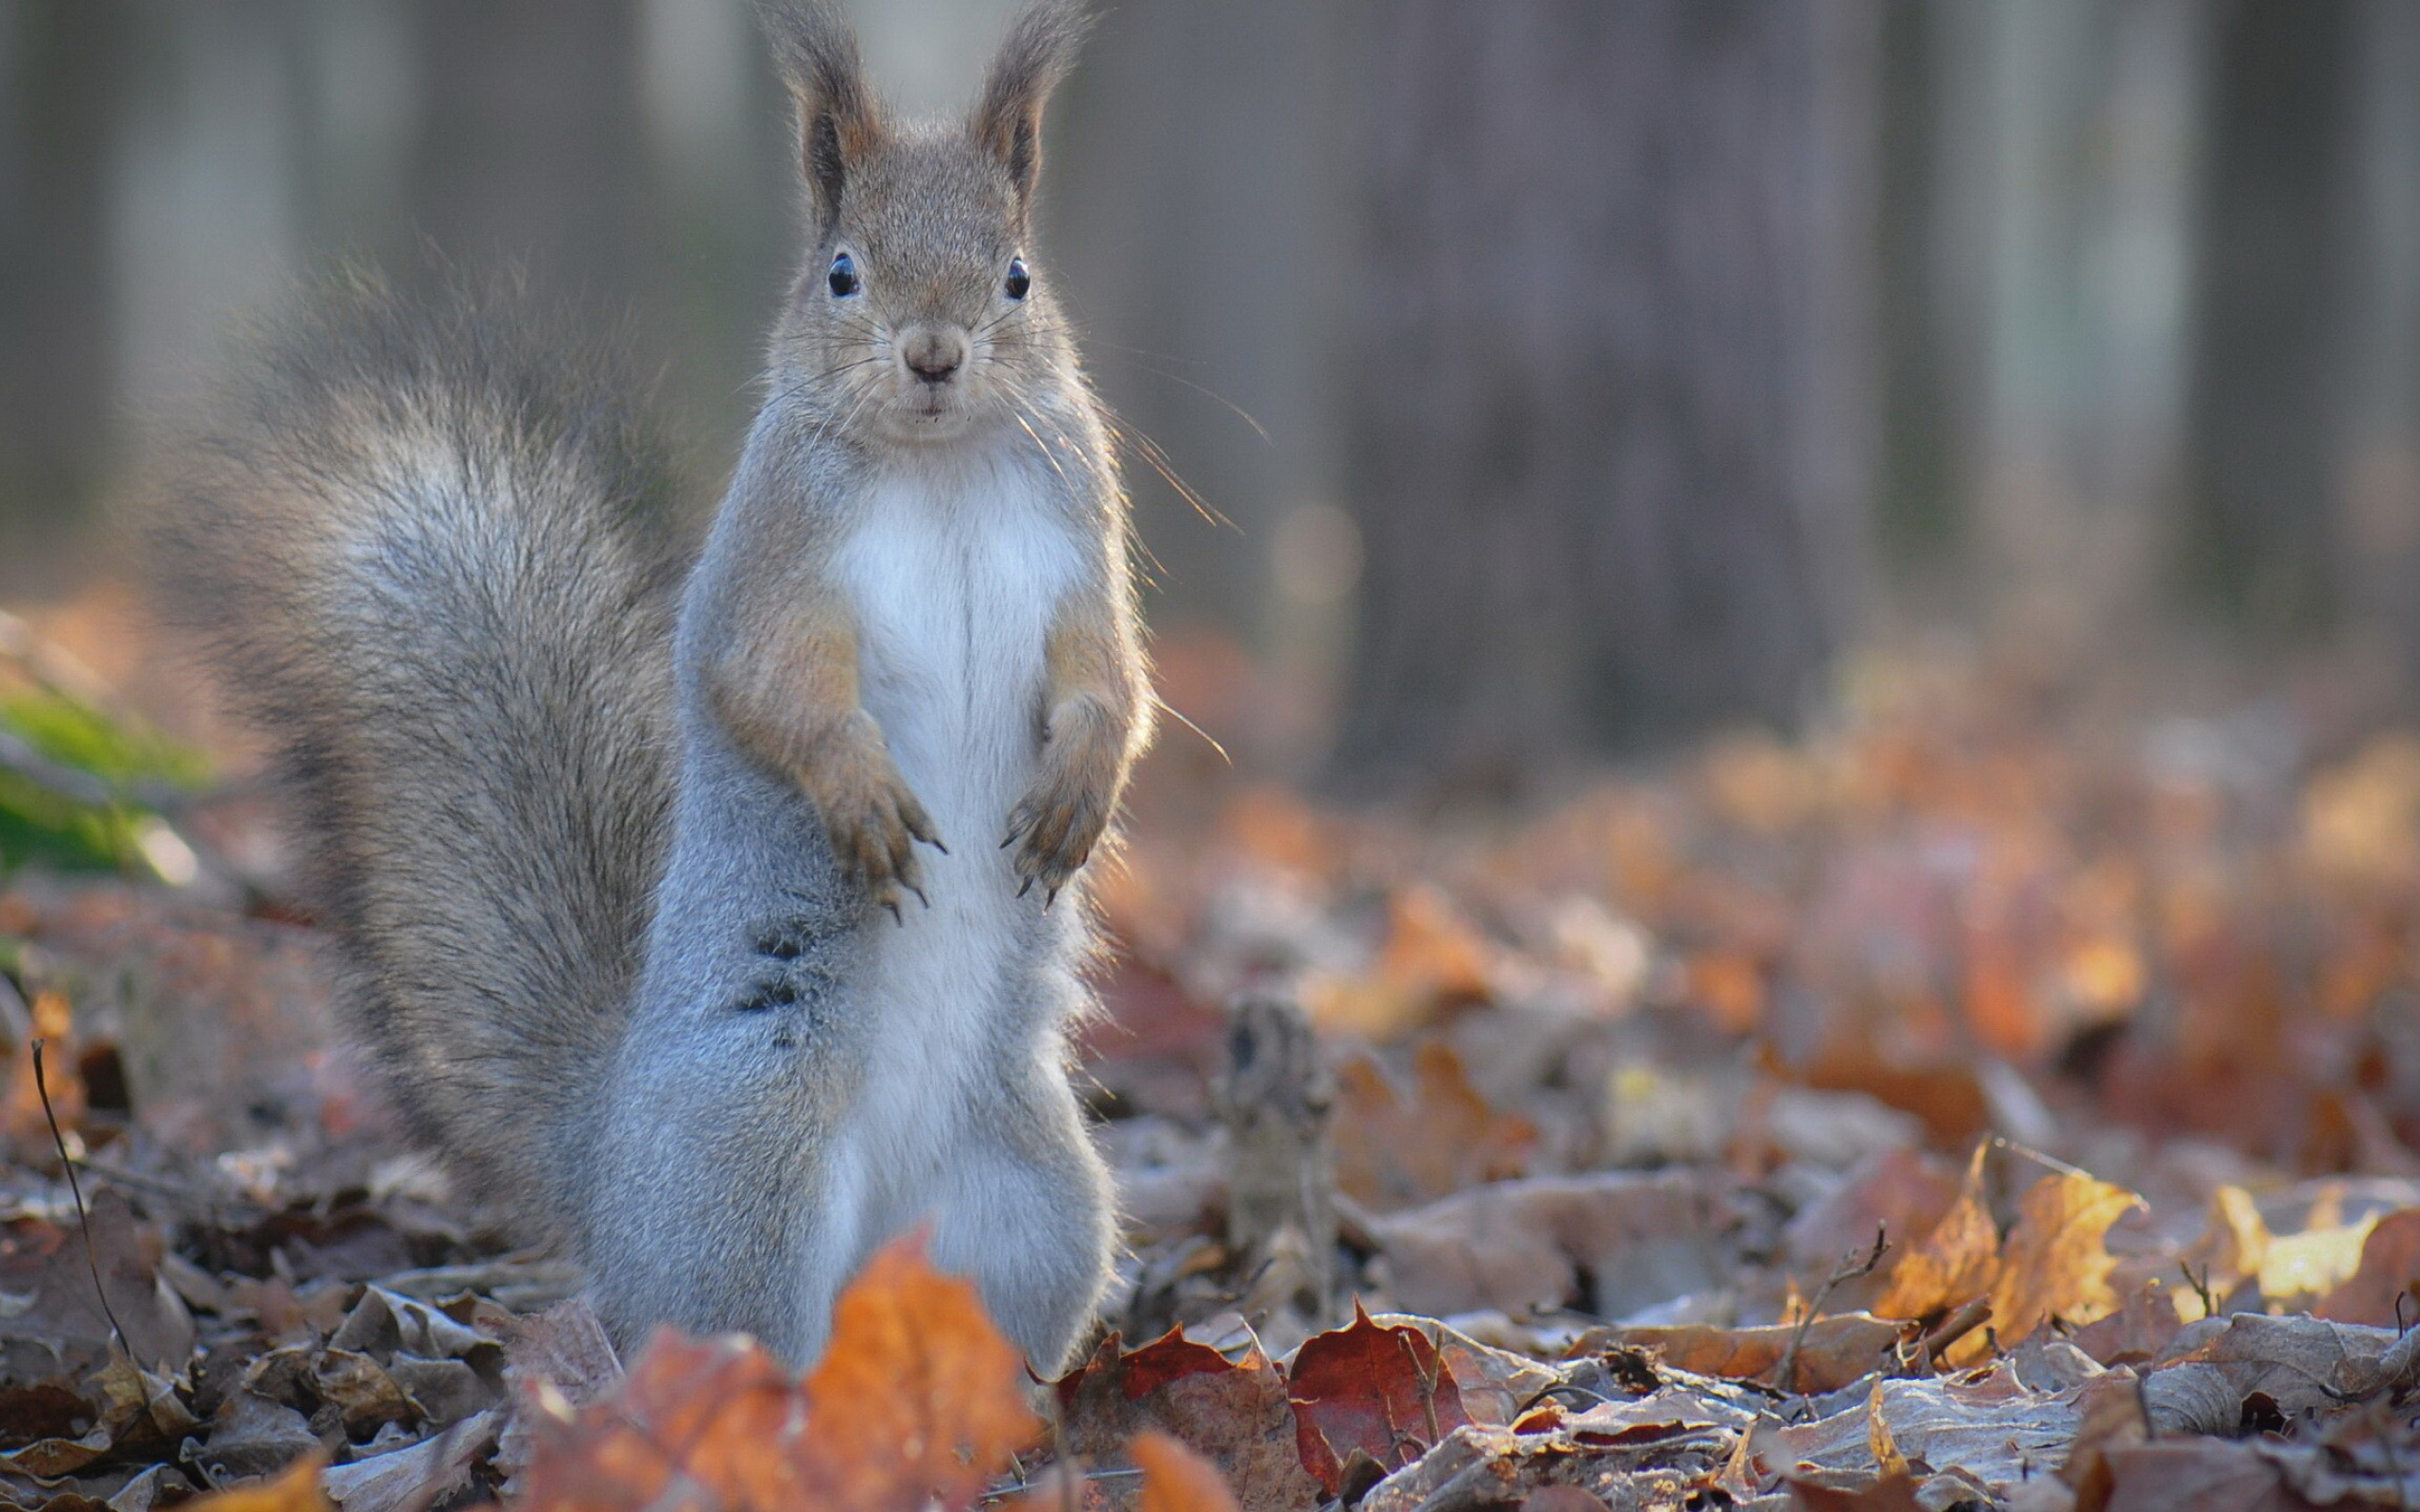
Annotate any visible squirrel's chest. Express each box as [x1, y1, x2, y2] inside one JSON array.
[[836, 472, 1080, 790]]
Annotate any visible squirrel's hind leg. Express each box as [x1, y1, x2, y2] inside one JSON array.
[[927, 1066, 1116, 1374]]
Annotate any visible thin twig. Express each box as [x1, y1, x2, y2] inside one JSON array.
[[1772, 1225, 1891, 1395], [977, 1469, 1144, 1504], [32, 1040, 132, 1350], [2179, 1261, 2217, 1318]]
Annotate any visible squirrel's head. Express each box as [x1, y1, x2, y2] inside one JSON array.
[[757, 0, 1086, 446]]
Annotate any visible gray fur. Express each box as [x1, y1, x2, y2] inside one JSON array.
[[148, 270, 683, 1228]]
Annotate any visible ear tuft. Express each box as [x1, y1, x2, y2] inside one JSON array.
[[971, 0, 1091, 202], [756, 0, 882, 225]]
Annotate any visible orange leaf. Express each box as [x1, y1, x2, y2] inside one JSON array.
[[1873, 1143, 1998, 1321], [800, 1233, 1043, 1512], [1132, 1431, 1244, 1512], [183, 1453, 332, 1512], [519, 1236, 1037, 1512], [517, 1330, 811, 1512], [1965, 1169, 2142, 1362]]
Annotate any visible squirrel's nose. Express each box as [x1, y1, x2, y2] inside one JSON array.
[[902, 328, 968, 385]]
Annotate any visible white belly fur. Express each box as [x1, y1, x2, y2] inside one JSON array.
[[825, 447, 1080, 1252]]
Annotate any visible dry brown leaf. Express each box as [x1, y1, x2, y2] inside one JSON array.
[[1785, 1478, 1926, 1511], [1287, 1305, 1471, 1497], [1761, 1360, 2083, 1501], [1054, 1330, 1320, 1512], [1369, 1170, 1719, 1318], [2094, 1440, 2299, 1512], [1333, 1040, 1536, 1211], [2313, 1206, 2420, 1326], [1305, 887, 1495, 1040], [1132, 1430, 1245, 1512], [2068, 1281, 2185, 1366], [2146, 1312, 2420, 1424], [1873, 1143, 1998, 1322], [5, 989, 82, 1155], [1965, 1170, 2142, 1362], [1593, 1314, 1908, 1396]]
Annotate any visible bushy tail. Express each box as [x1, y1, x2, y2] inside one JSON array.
[[148, 273, 683, 1231]]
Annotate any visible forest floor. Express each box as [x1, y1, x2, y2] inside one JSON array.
[[6, 603, 2420, 1512]]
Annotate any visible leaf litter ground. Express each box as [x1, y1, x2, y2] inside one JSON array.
[[7, 633, 2420, 1511]]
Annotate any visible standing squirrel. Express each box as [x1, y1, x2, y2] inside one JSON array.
[[151, 0, 1148, 1371]]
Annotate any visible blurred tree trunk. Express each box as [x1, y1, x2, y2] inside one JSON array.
[[2332, 0, 2420, 673], [0, 3, 123, 593], [1330, 1, 1870, 795], [2182, 0, 2355, 635], [1916, 0, 2204, 658], [408, 0, 647, 302]]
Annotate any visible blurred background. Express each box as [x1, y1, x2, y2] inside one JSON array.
[[5, 0, 2420, 796]]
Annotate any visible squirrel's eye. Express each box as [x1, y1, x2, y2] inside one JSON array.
[[1004, 257, 1031, 301], [827, 251, 861, 299]]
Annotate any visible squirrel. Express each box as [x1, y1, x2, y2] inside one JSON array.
[[148, 0, 1149, 1372]]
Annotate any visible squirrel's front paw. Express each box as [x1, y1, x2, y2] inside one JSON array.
[[1002, 774, 1110, 906], [801, 743, 945, 922]]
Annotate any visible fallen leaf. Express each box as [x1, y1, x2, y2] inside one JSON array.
[[1787, 1474, 1926, 1510], [1055, 1330, 1320, 1512], [1287, 1305, 1471, 1496], [1132, 1430, 1244, 1512], [515, 1329, 811, 1512], [798, 1234, 1041, 1512], [1369, 1170, 1720, 1318], [1590, 1314, 1908, 1397], [2313, 1206, 2420, 1326], [181, 1452, 331, 1512], [320, 1408, 499, 1512], [1872, 1143, 1998, 1322], [1761, 1360, 2084, 1500], [2142, 1312, 2420, 1429], [1332, 1040, 1536, 1212], [0, 1188, 197, 1378], [2095, 1440, 2297, 1512], [2068, 1281, 2185, 1366], [1968, 1170, 2142, 1360]]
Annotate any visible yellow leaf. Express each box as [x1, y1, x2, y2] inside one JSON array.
[[1964, 1170, 2143, 1362]]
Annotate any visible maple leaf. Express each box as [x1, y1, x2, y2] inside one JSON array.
[[799, 1234, 1043, 1512], [1056, 1330, 1320, 1512], [1287, 1304, 1471, 1497], [517, 1235, 1037, 1512], [516, 1330, 812, 1512]]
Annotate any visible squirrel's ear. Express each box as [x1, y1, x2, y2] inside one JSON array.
[[757, 0, 881, 226], [971, 0, 1088, 203]]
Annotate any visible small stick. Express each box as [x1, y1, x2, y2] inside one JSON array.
[[2179, 1261, 2217, 1318], [32, 1040, 132, 1349], [1772, 1225, 1891, 1395]]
